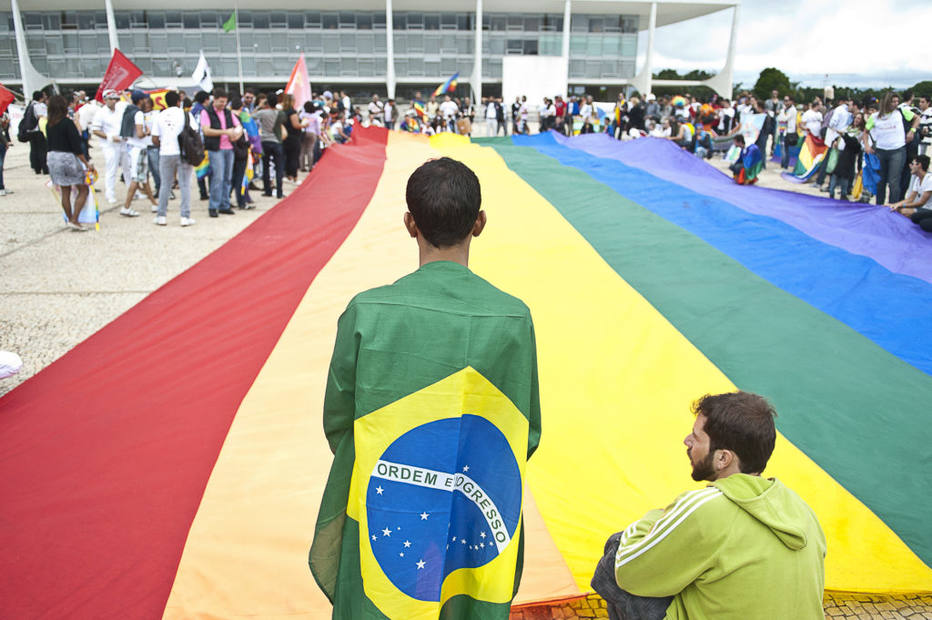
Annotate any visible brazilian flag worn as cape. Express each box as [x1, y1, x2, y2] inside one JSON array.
[[310, 260, 541, 619]]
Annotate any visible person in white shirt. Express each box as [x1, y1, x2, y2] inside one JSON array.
[[889, 155, 932, 233], [150, 90, 197, 226], [579, 97, 593, 129], [917, 95, 932, 156], [439, 95, 459, 132], [715, 100, 736, 135], [123, 91, 158, 215], [367, 94, 384, 127], [90, 90, 127, 204], [382, 99, 396, 130], [800, 101, 823, 139], [484, 98, 497, 137], [825, 100, 855, 149], [779, 96, 798, 170], [864, 92, 909, 204]]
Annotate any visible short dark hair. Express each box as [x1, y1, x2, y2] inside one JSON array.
[[212, 89, 229, 100], [304, 101, 314, 113], [266, 93, 278, 107], [165, 90, 180, 107], [692, 392, 776, 474], [194, 91, 209, 104], [406, 157, 481, 248], [915, 155, 931, 172], [230, 96, 243, 109]]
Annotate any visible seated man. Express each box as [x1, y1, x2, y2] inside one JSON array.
[[310, 157, 541, 619], [592, 391, 825, 620], [889, 155, 932, 232]]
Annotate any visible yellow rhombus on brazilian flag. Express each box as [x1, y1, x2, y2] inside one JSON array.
[[309, 261, 542, 619]]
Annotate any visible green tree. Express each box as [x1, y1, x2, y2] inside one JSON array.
[[753, 67, 792, 100], [909, 81, 932, 97]]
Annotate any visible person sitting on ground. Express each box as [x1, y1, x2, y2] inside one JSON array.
[[667, 118, 694, 151], [728, 134, 762, 185], [591, 391, 826, 620], [889, 155, 932, 232]]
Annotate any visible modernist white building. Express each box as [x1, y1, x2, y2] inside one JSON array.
[[2, 0, 739, 100]]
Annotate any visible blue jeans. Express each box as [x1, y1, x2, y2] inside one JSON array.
[[875, 146, 906, 205], [147, 147, 161, 196], [207, 148, 234, 212], [829, 174, 851, 200], [781, 135, 794, 169]]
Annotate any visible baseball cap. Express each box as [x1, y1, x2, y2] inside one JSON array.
[[130, 89, 147, 103], [102, 89, 120, 100]]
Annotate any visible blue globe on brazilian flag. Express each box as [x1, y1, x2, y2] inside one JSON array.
[[350, 368, 528, 618]]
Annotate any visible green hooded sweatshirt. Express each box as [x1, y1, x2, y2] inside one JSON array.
[[615, 474, 826, 620]]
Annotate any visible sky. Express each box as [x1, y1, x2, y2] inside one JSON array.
[[636, 0, 929, 89]]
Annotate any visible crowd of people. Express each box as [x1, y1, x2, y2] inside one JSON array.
[[3, 83, 930, 234], [374, 87, 930, 233], [3, 86, 360, 230]]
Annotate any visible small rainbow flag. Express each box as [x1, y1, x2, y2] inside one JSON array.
[[432, 72, 458, 98], [412, 101, 428, 119], [242, 149, 254, 192], [195, 153, 210, 179]]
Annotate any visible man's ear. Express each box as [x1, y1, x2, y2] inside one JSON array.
[[714, 449, 736, 472], [404, 212, 418, 238], [472, 210, 487, 237]]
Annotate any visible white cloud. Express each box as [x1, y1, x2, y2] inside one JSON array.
[[637, 0, 930, 87]]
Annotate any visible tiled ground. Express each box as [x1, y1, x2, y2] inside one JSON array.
[[509, 592, 932, 619]]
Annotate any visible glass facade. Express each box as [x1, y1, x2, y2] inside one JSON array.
[[0, 10, 638, 84]]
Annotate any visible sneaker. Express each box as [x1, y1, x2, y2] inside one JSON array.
[[0, 189, 11, 196], [151, 204, 159, 213], [180, 216, 196, 227], [154, 215, 167, 226], [170, 191, 176, 200], [120, 207, 140, 217]]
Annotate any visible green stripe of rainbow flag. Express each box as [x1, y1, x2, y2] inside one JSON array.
[[1, 128, 928, 619]]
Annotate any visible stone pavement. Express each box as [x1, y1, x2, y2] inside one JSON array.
[[509, 593, 932, 619], [0, 139, 290, 396]]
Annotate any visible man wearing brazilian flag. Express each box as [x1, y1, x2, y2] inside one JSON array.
[[310, 157, 541, 619]]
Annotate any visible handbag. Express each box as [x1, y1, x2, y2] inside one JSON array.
[[785, 131, 798, 147], [825, 147, 839, 175], [232, 134, 249, 160]]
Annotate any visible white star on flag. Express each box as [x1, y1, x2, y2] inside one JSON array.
[[371, 535, 377, 541], [461, 539, 467, 545], [480, 542, 485, 548], [416, 560, 426, 569], [480, 532, 486, 538], [382, 528, 392, 537], [463, 465, 470, 472], [404, 540, 411, 548], [399, 552, 404, 557], [420, 512, 429, 520], [376, 486, 384, 495]]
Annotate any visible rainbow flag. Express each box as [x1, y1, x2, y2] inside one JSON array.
[[242, 148, 254, 192], [194, 152, 210, 179], [432, 72, 458, 98], [1, 128, 930, 618], [783, 133, 827, 183], [412, 100, 428, 119]]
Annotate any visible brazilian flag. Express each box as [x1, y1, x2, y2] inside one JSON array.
[[310, 261, 541, 619]]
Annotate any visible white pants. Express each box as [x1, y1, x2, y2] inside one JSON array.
[[486, 118, 497, 137], [100, 142, 123, 203]]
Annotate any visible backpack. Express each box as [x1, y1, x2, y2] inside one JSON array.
[[120, 104, 140, 139], [178, 111, 205, 167], [17, 103, 37, 142]]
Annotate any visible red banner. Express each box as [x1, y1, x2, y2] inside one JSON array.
[[95, 49, 142, 101], [0, 83, 14, 115]]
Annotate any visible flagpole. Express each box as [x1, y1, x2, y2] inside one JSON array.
[[234, 0, 244, 94]]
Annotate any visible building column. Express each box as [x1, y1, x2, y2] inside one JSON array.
[[385, 0, 396, 99], [561, 0, 571, 90], [472, 0, 482, 104], [642, 2, 657, 96], [11, 0, 43, 97], [104, 0, 120, 54], [722, 4, 740, 99]]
